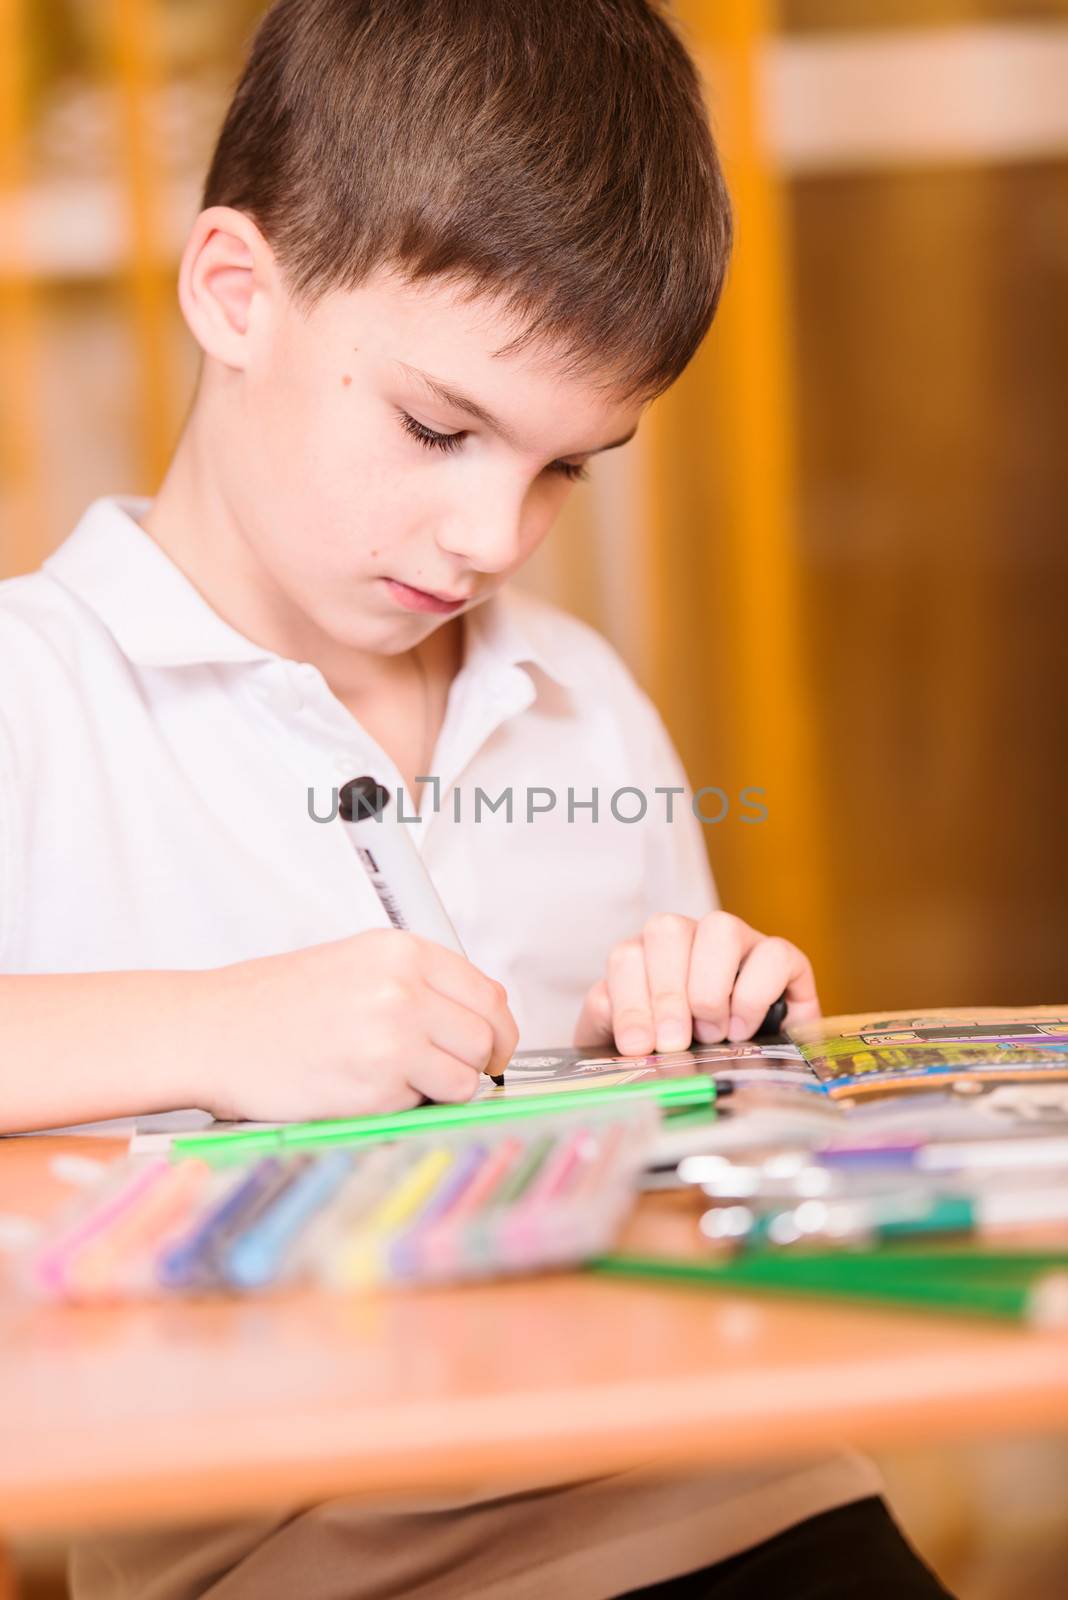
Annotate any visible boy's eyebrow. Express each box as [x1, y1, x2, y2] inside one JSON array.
[[392, 359, 638, 455]]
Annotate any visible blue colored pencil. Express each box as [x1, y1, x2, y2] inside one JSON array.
[[157, 1157, 288, 1289], [223, 1151, 354, 1290]]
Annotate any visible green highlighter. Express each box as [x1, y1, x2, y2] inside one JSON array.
[[172, 1074, 722, 1165], [590, 1251, 1068, 1327]]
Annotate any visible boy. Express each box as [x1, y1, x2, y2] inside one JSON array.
[[0, 2, 951, 1595]]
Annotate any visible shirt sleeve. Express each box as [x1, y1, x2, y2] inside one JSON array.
[[629, 685, 719, 925]]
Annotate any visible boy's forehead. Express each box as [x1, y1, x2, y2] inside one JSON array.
[[304, 267, 643, 443]]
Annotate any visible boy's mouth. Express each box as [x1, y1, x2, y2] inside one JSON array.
[[382, 577, 469, 615]]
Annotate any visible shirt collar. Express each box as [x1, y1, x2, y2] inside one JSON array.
[[461, 577, 577, 693], [45, 496, 274, 668], [44, 494, 576, 689]]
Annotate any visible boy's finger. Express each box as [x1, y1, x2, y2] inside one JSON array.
[[421, 942, 518, 1075], [606, 939, 654, 1055], [780, 961, 821, 1031], [423, 990, 497, 1073], [687, 914, 761, 1042], [727, 938, 819, 1041], [641, 913, 696, 1052], [407, 1046, 483, 1105], [420, 940, 504, 1014], [573, 979, 613, 1047]]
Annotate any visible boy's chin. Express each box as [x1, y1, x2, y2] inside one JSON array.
[[310, 604, 442, 656]]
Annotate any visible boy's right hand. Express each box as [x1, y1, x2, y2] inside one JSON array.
[[202, 930, 517, 1123]]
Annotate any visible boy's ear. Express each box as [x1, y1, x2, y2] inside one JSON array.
[[178, 206, 277, 368]]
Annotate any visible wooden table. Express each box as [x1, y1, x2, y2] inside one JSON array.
[[3, 1136, 1068, 1543]]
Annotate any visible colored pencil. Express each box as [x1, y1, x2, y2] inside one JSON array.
[[590, 1253, 1068, 1326]]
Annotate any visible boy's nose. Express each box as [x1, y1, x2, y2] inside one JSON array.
[[436, 509, 524, 575]]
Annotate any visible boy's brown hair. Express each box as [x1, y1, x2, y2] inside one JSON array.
[[204, 0, 731, 400]]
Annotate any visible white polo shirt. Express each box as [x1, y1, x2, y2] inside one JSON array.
[[0, 495, 715, 1048], [1, 496, 879, 1599]]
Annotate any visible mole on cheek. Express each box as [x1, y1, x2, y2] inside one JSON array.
[[341, 374, 352, 387]]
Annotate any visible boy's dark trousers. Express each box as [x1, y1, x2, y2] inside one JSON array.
[[615, 1497, 955, 1599]]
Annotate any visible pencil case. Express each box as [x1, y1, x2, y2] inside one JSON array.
[[23, 1107, 657, 1304]]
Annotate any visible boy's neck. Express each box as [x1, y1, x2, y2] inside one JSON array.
[[139, 402, 463, 708]]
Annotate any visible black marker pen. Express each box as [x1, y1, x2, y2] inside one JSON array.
[[338, 776, 506, 1086]]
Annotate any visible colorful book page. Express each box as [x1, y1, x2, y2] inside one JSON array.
[[790, 1007, 1068, 1100]]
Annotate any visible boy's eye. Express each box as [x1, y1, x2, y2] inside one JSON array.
[[552, 459, 590, 484], [397, 410, 588, 482], [398, 411, 465, 454]]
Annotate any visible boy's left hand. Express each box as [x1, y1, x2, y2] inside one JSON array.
[[573, 912, 820, 1056]]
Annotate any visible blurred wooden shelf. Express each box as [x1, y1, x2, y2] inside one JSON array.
[[0, 178, 197, 280]]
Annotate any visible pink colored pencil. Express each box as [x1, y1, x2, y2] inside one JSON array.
[[65, 1160, 212, 1301], [417, 1136, 523, 1280], [34, 1161, 170, 1296], [500, 1127, 594, 1263]]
